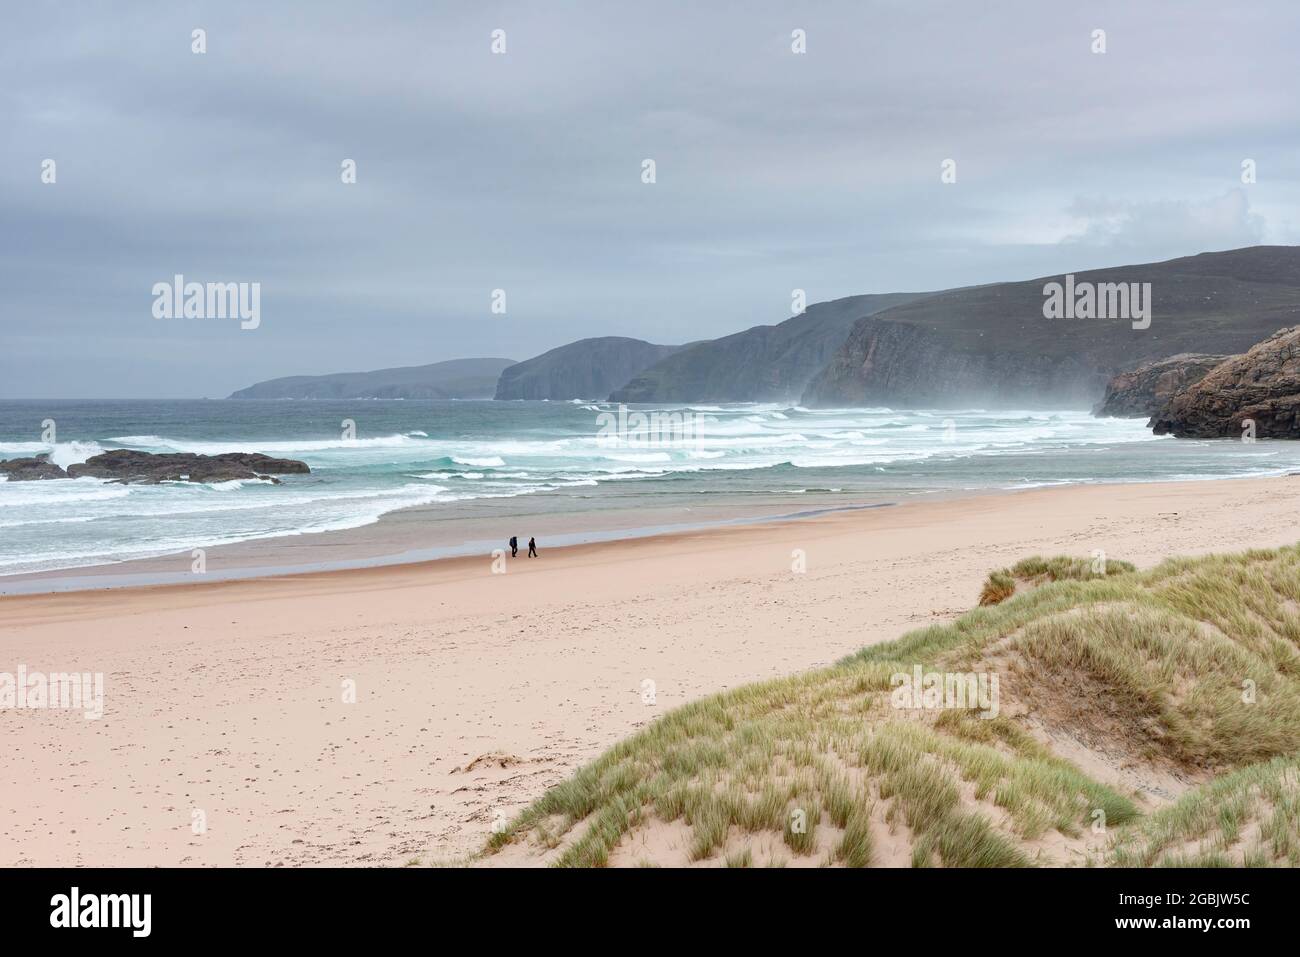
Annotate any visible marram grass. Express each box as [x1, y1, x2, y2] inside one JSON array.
[[482, 544, 1300, 867]]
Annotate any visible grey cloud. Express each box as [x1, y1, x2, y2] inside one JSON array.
[[1064, 190, 1267, 250], [2, 0, 1299, 397]]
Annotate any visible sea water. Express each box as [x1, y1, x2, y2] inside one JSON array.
[[2, 398, 1298, 577]]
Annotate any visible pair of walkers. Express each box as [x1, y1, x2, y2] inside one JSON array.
[[508, 536, 537, 558]]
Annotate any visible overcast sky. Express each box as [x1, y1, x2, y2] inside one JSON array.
[[2, 0, 1298, 398]]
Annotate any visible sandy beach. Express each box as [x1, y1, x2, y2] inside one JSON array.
[[2, 476, 1299, 868]]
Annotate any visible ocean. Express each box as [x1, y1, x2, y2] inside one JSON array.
[[2, 398, 1298, 578]]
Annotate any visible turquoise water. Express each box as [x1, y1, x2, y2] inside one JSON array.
[[2, 398, 1298, 577]]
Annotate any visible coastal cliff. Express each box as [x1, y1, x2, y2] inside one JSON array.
[[230, 357, 514, 400], [493, 337, 678, 400], [608, 293, 925, 403], [803, 246, 1300, 408], [802, 317, 1102, 408]]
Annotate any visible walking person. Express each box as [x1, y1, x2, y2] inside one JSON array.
[[509, 535, 518, 558], [528, 536, 538, 558]]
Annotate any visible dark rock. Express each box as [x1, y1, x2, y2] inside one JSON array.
[[1094, 353, 1229, 418], [0, 453, 68, 481], [1150, 325, 1300, 438], [64, 450, 309, 484]]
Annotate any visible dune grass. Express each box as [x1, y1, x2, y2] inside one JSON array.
[[979, 554, 1137, 606], [1109, 756, 1300, 867], [483, 544, 1300, 867]]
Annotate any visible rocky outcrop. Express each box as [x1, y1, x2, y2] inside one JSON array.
[[230, 357, 515, 400], [494, 337, 679, 400], [803, 245, 1300, 408], [3, 449, 309, 483], [609, 293, 926, 403], [0, 453, 67, 480], [55, 450, 310, 484], [1094, 353, 1229, 418], [1149, 326, 1300, 438]]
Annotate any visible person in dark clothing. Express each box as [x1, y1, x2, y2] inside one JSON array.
[[509, 536, 518, 558], [528, 537, 538, 558]]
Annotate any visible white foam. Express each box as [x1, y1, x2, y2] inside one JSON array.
[[107, 434, 429, 453], [8, 406, 1294, 578], [0, 440, 104, 469]]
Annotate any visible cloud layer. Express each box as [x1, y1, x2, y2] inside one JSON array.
[[2, 0, 1298, 397]]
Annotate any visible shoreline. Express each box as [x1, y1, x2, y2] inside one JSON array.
[[5, 464, 1295, 597], [8, 397, 1300, 597], [0, 493, 907, 596], [4, 475, 1300, 867]]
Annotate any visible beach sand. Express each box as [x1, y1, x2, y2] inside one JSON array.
[[2, 476, 1298, 867]]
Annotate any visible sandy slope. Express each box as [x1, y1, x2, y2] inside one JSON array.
[[2, 477, 1298, 867]]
